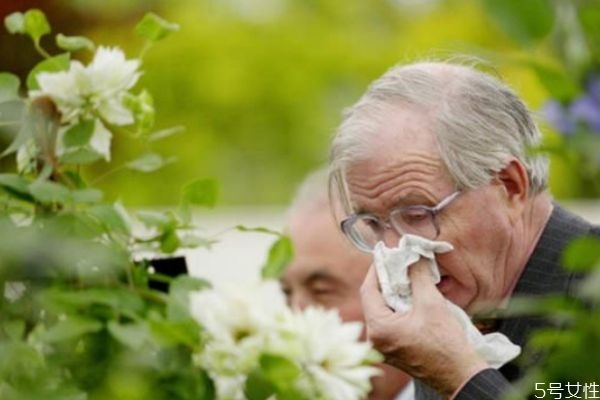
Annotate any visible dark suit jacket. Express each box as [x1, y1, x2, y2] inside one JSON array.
[[415, 204, 600, 400]]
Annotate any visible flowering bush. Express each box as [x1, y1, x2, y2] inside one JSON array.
[[540, 73, 600, 197], [0, 9, 380, 400], [481, 0, 600, 198]]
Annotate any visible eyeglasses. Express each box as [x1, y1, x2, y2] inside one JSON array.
[[340, 191, 461, 253]]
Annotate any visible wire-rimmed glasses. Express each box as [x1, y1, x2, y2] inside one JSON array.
[[340, 191, 461, 252]]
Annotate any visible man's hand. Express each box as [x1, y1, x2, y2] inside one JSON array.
[[360, 259, 488, 397]]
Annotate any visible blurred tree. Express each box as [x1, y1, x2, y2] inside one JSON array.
[[1, 0, 546, 206]]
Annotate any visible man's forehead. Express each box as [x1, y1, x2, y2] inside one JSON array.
[[344, 155, 447, 213]]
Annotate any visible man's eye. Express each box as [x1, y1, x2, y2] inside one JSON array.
[[360, 217, 383, 232], [399, 209, 429, 225], [310, 287, 334, 297]]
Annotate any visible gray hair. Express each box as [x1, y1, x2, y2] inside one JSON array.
[[329, 61, 549, 213]]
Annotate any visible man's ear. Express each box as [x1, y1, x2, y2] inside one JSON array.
[[496, 158, 529, 219]]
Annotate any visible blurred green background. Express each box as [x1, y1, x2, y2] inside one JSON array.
[[0, 0, 577, 206]]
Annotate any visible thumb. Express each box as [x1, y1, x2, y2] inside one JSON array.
[[408, 259, 445, 309], [360, 265, 395, 319]]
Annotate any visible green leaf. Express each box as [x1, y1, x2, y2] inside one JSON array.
[[160, 229, 181, 254], [23, 9, 51, 44], [179, 233, 215, 249], [481, 0, 555, 46], [246, 355, 303, 400], [26, 53, 70, 91], [107, 321, 149, 350], [167, 275, 211, 321], [63, 119, 95, 148], [0, 173, 31, 199], [4, 12, 25, 34], [87, 204, 131, 234], [29, 180, 71, 204], [0, 99, 24, 125], [245, 370, 276, 400], [259, 353, 301, 384], [56, 33, 95, 52], [72, 188, 103, 203], [41, 316, 103, 343], [236, 225, 282, 236], [261, 235, 293, 279], [182, 178, 218, 208], [43, 288, 146, 316], [126, 152, 167, 173], [0, 73, 20, 103], [562, 236, 600, 272], [135, 12, 180, 42], [137, 210, 176, 230], [1, 105, 30, 158], [579, 269, 600, 302], [149, 318, 199, 347], [147, 125, 185, 142], [526, 61, 580, 102], [4, 319, 26, 341], [59, 147, 104, 164]]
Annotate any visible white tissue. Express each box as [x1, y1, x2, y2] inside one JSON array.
[[373, 234, 521, 369]]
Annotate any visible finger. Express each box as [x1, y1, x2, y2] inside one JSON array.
[[360, 265, 395, 319], [408, 259, 445, 309]]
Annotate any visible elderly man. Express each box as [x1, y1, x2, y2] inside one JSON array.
[[281, 169, 413, 400], [328, 61, 599, 399]]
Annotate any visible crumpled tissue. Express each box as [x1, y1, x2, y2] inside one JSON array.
[[373, 234, 521, 369]]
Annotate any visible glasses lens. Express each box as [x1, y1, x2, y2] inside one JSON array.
[[343, 216, 382, 252], [390, 207, 436, 239]]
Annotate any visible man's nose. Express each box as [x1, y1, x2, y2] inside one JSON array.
[[381, 223, 401, 248]]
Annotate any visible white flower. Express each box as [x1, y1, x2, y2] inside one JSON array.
[[88, 120, 113, 161], [190, 280, 287, 348], [285, 308, 381, 400], [189, 282, 380, 400], [31, 46, 140, 126], [190, 281, 290, 399]]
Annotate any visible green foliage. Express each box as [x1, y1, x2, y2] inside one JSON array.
[[135, 12, 180, 42], [77, 0, 531, 206], [481, 0, 554, 46], [478, 0, 600, 199], [26, 53, 70, 90], [562, 236, 600, 272], [0, 73, 20, 102], [261, 235, 294, 279], [126, 152, 174, 173], [0, 9, 222, 399], [234, 225, 294, 279], [4, 9, 51, 45], [245, 354, 303, 400], [182, 178, 219, 208], [0, 8, 310, 398], [56, 33, 95, 52]]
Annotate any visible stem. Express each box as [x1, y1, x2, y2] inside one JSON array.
[[90, 164, 127, 185], [139, 41, 153, 60], [125, 261, 134, 289], [34, 41, 52, 59], [134, 287, 168, 305]]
